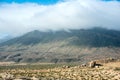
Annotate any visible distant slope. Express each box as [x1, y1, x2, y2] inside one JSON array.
[[1, 27, 120, 47], [0, 30, 72, 46], [0, 27, 120, 63], [0, 35, 13, 43], [70, 28, 120, 47]]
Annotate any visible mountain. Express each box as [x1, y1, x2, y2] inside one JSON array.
[[1, 27, 120, 47], [0, 30, 71, 46], [0, 35, 13, 43], [0, 27, 120, 63]]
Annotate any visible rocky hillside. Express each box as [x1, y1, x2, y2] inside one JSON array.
[[0, 27, 120, 63]]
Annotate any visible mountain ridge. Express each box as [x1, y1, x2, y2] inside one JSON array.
[[0, 27, 120, 63], [1, 27, 120, 47]]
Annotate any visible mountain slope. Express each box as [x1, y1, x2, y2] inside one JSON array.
[[0, 30, 72, 46], [1, 27, 120, 47], [0, 35, 12, 43], [0, 27, 120, 63]]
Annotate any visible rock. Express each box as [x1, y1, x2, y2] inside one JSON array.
[[0, 73, 14, 80], [17, 77, 31, 80], [62, 65, 70, 68], [31, 76, 39, 80], [89, 61, 96, 68], [14, 79, 23, 80], [81, 64, 86, 67], [95, 65, 99, 68]]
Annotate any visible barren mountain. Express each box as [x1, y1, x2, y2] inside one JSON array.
[[0, 27, 120, 63]]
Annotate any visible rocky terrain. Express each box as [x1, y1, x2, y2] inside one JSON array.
[[0, 59, 120, 80]]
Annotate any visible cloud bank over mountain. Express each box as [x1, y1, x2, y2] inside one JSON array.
[[0, 0, 120, 36]]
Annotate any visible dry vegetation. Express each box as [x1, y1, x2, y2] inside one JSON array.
[[0, 60, 120, 80]]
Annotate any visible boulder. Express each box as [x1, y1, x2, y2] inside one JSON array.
[[89, 61, 96, 68]]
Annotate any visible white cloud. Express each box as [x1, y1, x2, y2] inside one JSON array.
[[0, 0, 120, 36]]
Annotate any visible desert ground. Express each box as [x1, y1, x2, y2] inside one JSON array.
[[0, 59, 120, 80]]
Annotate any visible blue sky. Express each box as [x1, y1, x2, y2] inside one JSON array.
[[102, 0, 120, 1], [0, 0, 119, 5], [0, 0, 120, 36], [0, 0, 60, 5]]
